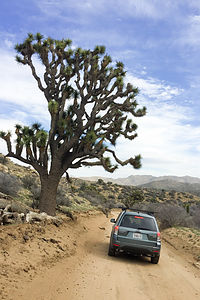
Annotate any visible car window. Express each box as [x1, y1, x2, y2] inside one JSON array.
[[120, 215, 157, 232], [115, 212, 123, 223]]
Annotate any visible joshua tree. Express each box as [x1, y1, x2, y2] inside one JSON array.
[[0, 33, 146, 215]]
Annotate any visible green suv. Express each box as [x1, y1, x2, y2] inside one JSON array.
[[108, 208, 161, 264]]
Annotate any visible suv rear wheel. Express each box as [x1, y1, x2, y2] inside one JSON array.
[[151, 255, 159, 264], [108, 244, 116, 256]]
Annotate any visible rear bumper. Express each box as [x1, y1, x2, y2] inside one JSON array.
[[113, 241, 161, 256]]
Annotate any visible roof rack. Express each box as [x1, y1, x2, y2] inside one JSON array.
[[119, 207, 155, 216]]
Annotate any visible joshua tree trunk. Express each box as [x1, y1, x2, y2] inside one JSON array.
[[39, 174, 61, 216]]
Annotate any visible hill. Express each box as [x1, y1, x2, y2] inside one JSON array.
[[81, 174, 200, 185], [138, 179, 200, 197], [80, 175, 200, 196]]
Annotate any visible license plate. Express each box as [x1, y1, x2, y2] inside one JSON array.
[[133, 233, 142, 239]]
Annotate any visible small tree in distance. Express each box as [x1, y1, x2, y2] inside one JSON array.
[[0, 33, 146, 216]]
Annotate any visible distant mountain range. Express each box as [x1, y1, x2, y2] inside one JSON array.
[[80, 175, 200, 196]]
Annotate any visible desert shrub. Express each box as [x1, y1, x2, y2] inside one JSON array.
[[88, 184, 98, 191], [114, 202, 125, 208], [81, 188, 107, 207], [169, 191, 176, 198], [122, 189, 144, 208], [30, 184, 40, 198], [70, 185, 77, 193], [80, 182, 88, 191], [111, 187, 118, 193], [21, 175, 38, 189], [0, 172, 21, 196], [157, 204, 193, 230], [183, 203, 190, 214], [77, 189, 85, 197], [30, 184, 41, 208], [103, 185, 109, 190], [192, 212, 200, 228], [118, 194, 123, 200], [0, 155, 8, 165], [87, 190, 105, 205], [97, 179, 104, 185], [21, 174, 41, 207], [189, 204, 200, 229], [121, 186, 132, 193], [56, 185, 71, 207], [149, 197, 157, 203]]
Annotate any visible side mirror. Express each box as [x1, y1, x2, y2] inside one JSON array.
[[110, 218, 116, 223]]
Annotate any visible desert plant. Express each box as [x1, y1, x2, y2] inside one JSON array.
[[1, 33, 146, 216], [189, 204, 200, 229], [97, 179, 105, 185], [157, 204, 192, 230], [56, 185, 71, 207], [21, 175, 38, 189], [0, 155, 8, 165], [0, 172, 21, 196], [122, 189, 144, 208]]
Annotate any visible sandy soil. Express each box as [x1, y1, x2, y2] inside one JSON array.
[[0, 210, 200, 300]]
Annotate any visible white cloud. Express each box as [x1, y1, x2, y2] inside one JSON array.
[[35, 0, 181, 20], [101, 100, 200, 178], [4, 39, 13, 49], [178, 14, 200, 47], [0, 48, 49, 125], [126, 73, 183, 101], [116, 0, 176, 19]]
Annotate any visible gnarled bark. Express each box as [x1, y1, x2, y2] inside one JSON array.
[[39, 174, 61, 216]]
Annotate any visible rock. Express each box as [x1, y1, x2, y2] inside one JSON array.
[[4, 205, 12, 212], [52, 218, 63, 227], [26, 211, 49, 223], [50, 238, 58, 244], [23, 235, 30, 242], [1, 211, 25, 225]]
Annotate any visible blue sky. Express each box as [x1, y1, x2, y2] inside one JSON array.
[[1, 0, 200, 178]]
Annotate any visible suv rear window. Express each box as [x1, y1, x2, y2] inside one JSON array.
[[120, 214, 157, 232]]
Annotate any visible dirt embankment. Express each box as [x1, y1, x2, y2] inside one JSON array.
[[0, 210, 200, 300]]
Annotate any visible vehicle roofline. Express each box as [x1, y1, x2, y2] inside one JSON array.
[[119, 207, 156, 217], [123, 211, 155, 218]]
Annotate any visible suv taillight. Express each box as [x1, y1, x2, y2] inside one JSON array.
[[114, 226, 119, 235], [157, 232, 161, 241]]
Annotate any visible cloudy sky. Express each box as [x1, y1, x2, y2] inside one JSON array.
[[0, 0, 200, 179]]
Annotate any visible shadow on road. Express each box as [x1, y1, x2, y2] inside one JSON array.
[[85, 239, 153, 266]]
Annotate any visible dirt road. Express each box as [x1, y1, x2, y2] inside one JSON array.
[[11, 212, 200, 300]]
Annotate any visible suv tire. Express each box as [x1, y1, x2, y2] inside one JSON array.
[[108, 244, 116, 256], [151, 255, 159, 264]]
